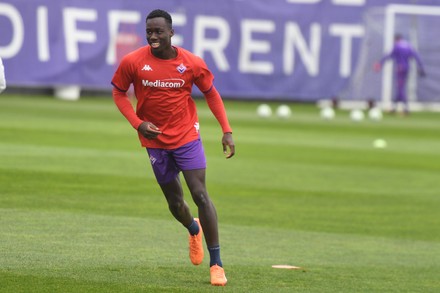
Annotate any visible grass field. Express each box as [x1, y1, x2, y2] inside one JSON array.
[[1, 94, 439, 292]]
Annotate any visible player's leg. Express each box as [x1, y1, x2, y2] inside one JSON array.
[[396, 70, 409, 113], [402, 74, 410, 115], [172, 139, 219, 250], [146, 148, 200, 240], [390, 79, 398, 113], [183, 169, 227, 286], [182, 169, 219, 248], [173, 139, 227, 285], [159, 176, 193, 227], [160, 177, 204, 266]]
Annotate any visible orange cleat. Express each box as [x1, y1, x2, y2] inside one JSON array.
[[189, 218, 204, 265], [210, 265, 227, 286]]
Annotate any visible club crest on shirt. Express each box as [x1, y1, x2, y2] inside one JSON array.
[[176, 63, 187, 74]]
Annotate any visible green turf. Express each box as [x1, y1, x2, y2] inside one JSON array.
[[1, 94, 439, 292]]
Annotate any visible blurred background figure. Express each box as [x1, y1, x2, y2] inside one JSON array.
[[0, 57, 6, 93], [374, 34, 426, 115]]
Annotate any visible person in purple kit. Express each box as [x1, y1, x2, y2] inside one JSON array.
[[374, 34, 426, 115]]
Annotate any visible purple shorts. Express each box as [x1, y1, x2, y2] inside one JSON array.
[[146, 138, 206, 184]]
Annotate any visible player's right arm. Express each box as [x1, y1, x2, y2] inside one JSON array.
[[111, 53, 144, 128], [111, 87, 143, 130], [112, 88, 161, 139], [111, 56, 161, 139], [137, 121, 162, 139]]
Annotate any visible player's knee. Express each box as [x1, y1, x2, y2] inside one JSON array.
[[168, 199, 185, 213], [192, 191, 211, 207]]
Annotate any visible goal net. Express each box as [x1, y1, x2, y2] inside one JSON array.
[[339, 4, 440, 111]]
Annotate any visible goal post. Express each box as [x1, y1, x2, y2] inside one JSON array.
[[382, 4, 440, 110], [338, 4, 440, 111]]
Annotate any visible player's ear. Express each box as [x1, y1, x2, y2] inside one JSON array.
[[170, 28, 174, 37]]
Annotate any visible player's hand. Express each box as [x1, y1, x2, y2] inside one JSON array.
[[138, 122, 162, 139], [373, 62, 381, 72], [222, 132, 235, 159]]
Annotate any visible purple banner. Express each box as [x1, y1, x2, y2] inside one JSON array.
[[0, 0, 438, 101]]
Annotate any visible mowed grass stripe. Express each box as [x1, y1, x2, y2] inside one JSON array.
[[1, 209, 440, 292]]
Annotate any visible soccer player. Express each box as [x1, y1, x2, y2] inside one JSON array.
[[0, 57, 6, 94], [111, 9, 234, 286], [374, 34, 426, 115]]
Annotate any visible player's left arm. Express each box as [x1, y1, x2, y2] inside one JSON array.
[[203, 86, 235, 158], [411, 50, 426, 77], [194, 57, 235, 158], [377, 46, 397, 68], [222, 132, 235, 159]]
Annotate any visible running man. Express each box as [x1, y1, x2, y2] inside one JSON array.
[[111, 9, 234, 286]]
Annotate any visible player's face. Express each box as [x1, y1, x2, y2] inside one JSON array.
[[146, 17, 174, 55]]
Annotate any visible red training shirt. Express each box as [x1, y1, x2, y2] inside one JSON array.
[[111, 46, 232, 149]]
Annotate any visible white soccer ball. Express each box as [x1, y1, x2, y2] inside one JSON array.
[[320, 107, 335, 120], [257, 104, 272, 118], [368, 107, 383, 121], [373, 139, 387, 148], [350, 109, 365, 122], [276, 105, 292, 119]]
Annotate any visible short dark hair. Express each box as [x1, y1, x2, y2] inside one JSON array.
[[146, 9, 172, 28]]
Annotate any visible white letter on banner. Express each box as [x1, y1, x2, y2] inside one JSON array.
[[286, 0, 321, 3], [106, 11, 141, 65], [329, 23, 364, 77], [193, 16, 230, 71], [283, 22, 321, 76], [170, 13, 186, 47], [37, 6, 50, 62], [0, 3, 24, 58], [332, 0, 365, 6], [239, 20, 274, 74], [286, 0, 365, 6], [63, 8, 97, 62]]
